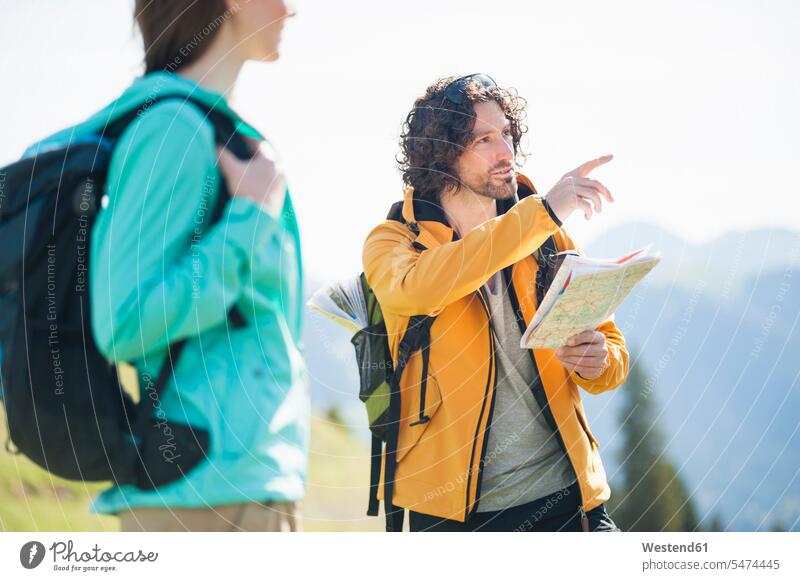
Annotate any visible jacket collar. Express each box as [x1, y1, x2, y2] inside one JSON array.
[[395, 172, 540, 249]]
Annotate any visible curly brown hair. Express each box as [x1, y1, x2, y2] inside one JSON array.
[[397, 76, 529, 201]]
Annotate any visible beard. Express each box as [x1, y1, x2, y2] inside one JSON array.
[[461, 168, 517, 200]]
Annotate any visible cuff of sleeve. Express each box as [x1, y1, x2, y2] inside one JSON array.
[[222, 197, 279, 256], [542, 197, 563, 227]]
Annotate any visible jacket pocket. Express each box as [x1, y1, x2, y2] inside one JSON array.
[[574, 400, 600, 449], [396, 365, 442, 463]]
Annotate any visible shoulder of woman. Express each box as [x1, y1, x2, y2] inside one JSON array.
[[105, 99, 220, 203], [117, 99, 217, 155]]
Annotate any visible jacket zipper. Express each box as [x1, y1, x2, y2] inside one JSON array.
[[503, 266, 590, 531], [465, 285, 498, 520]]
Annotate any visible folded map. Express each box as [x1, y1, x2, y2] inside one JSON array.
[[520, 245, 661, 349]]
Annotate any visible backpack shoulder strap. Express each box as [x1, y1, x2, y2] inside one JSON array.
[[385, 199, 427, 251], [386, 200, 405, 223], [534, 236, 562, 306], [380, 313, 435, 532], [101, 93, 250, 156]]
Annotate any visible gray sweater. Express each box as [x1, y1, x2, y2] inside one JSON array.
[[475, 271, 576, 512]]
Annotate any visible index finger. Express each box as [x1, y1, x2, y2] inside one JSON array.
[[573, 154, 613, 178]]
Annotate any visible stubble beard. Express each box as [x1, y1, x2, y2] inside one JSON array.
[[463, 171, 517, 201]]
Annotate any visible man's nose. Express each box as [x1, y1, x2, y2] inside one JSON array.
[[496, 139, 513, 162]]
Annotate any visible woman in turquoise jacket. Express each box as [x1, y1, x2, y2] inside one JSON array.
[[28, 1, 308, 530]]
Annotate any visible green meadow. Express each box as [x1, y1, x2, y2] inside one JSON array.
[[0, 408, 381, 532]]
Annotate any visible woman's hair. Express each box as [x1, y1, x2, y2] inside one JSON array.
[[134, 0, 233, 74], [397, 76, 529, 202]]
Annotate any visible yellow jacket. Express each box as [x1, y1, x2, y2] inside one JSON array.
[[362, 173, 630, 523]]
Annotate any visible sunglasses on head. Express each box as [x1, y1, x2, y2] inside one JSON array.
[[441, 73, 498, 106]]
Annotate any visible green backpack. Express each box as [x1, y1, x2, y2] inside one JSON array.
[[350, 271, 434, 532]]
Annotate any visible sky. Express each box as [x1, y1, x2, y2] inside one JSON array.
[[1, 0, 798, 283]]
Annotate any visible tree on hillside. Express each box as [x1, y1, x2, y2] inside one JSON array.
[[700, 511, 726, 532], [609, 360, 700, 531]]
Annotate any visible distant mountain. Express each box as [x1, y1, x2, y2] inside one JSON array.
[[302, 224, 800, 531], [586, 222, 800, 304], [582, 266, 799, 531]]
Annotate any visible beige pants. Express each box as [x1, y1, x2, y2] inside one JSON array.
[[118, 501, 302, 532]]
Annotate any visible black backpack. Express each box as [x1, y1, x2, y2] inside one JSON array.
[[0, 94, 249, 489], [352, 202, 560, 531]]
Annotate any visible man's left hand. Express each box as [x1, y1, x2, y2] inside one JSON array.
[[555, 330, 609, 380]]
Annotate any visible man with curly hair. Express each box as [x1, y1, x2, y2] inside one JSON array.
[[362, 74, 626, 532]]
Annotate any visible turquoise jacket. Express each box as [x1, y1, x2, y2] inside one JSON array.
[[23, 72, 309, 514]]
